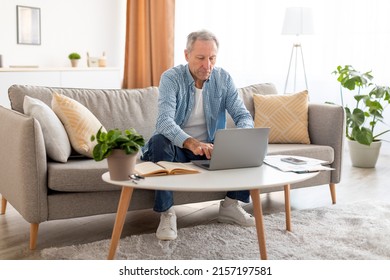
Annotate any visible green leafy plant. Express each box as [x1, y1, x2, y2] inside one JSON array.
[[68, 52, 81, 60], [90, 127, 145, 161], [332, 65, 390, 145]]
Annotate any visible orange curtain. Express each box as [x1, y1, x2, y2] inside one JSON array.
[[123, 0, 175, 89]]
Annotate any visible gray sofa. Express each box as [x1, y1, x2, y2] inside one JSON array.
[[0, 83, 344, 249]]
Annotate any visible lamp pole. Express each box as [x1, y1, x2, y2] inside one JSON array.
[[281, 7, 313, 94], [284, 42, 308, 94]]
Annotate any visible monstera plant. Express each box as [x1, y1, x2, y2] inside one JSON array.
[[333, 65, 390, 167]]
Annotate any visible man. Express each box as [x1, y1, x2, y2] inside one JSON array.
[[141, 30, 255, 241]]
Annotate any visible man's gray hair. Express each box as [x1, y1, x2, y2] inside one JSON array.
[[186, 30, 219, 52]]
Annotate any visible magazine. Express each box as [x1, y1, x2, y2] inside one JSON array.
[[264, 155, 334, 173]]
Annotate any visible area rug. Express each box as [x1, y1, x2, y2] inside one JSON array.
[[41, 200, 390, 260]]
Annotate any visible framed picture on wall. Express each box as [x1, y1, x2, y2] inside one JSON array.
[[17, 5, 41, 45]]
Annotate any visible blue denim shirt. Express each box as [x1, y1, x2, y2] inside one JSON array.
[[146, 64, 253, 150]]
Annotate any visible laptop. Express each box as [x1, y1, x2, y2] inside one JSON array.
[[191, 127, 269, 170]]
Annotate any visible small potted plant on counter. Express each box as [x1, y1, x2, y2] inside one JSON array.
[[68, 52, 81, 67]]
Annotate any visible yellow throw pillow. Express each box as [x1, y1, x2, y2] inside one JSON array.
[[52, 92, 105, 157], [254, 90, 310, 144]]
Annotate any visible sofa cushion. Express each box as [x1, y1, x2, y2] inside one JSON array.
[[254, 90, 310, 144], [49, 87, 159, 142], [23, 96, 72, 162], [51, 92, 105, 158], [267, 143, 334, 164], [239, 83, 279, 117], [48, 158, 117, 192], [46, 144, 334, 193], [227, 83, 278, 128], [8, 85, 159, 142]]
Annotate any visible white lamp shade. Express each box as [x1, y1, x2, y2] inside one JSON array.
[[282, 7, 314, 35]]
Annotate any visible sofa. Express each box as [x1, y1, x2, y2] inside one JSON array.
[[0, 83, 344, 249]]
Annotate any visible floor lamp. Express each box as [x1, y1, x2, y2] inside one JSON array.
[[282, 7, 313, 94]]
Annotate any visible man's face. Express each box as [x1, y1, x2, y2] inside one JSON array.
[[185, 39, 217, 87]]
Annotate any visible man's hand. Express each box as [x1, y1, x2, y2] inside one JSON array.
[[183, 137, 214, 159]]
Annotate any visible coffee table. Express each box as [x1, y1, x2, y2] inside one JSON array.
[[102, 164, 318, 260]]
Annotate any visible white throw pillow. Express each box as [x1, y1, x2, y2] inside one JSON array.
[[51, 92, 105, 158], [23, 96, 71, 163]]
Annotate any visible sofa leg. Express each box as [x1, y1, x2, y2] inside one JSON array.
[[1, 196, 7, 215], [30, 223, 39, 250], [329, 183, 336, 204]]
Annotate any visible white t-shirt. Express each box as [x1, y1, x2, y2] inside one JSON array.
[[183, 87, 208, 142]]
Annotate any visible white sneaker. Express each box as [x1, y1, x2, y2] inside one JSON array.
[[156, 209, 177, 240], [218, 200, 255, 227]]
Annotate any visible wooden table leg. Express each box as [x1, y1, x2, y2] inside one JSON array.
[[250, 189, 267, 260], [284, 184, 291, 231], [1, 196, 7, 215], [107, 186, 134, 260]]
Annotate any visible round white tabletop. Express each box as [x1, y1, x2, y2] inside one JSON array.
[[102, 164, 318, 192]]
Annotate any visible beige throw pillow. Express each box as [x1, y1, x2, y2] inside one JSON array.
[[52, 92, 105, 157], [254, 90, 310, 144], [23, 96, 72, 162]]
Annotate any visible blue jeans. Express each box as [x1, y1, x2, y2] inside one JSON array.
[[141, 134, 250, 212]]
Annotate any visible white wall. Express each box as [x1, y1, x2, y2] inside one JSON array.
[[1, 0, 389, 140], [0, 0, 126, 68], [175, 0, 390, 141]]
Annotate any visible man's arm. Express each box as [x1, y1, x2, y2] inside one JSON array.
[[225, 75, 254, 128], [155, 72, 191, 148]]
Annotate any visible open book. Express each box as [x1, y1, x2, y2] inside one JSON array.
[[134, 161, 200, 177]]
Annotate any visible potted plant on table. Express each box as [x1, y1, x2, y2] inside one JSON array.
[[332, 65, 390, 167], [91, 127, 145, 180], [68, 52, 81, 67]]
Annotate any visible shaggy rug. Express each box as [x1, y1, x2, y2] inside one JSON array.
[[41, 200, 390, 260]]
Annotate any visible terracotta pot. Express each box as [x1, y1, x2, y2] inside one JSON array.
[[106, 149, 137, 181], [70, 59, 79, 67]]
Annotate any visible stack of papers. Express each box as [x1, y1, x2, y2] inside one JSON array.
[[264, 155, 334, 173]]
